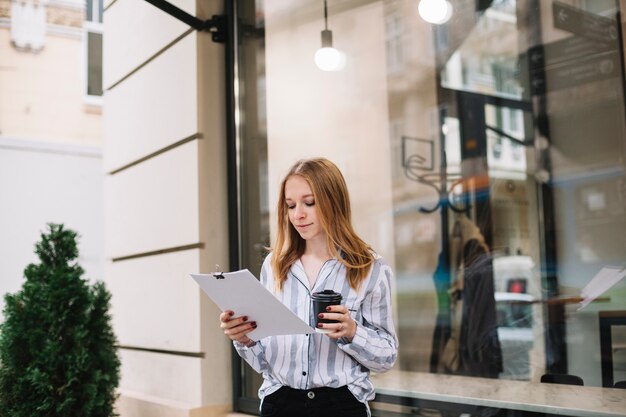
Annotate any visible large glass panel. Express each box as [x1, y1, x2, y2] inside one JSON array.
[[234, 0, 626, 413], [87, 32, 103, 97]]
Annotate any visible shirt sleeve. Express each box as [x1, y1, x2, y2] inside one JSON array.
[[233, 339, 268, 374], [336, 261, 399, 373]]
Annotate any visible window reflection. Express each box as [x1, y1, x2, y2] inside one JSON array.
[[235, 0, 626, 409]]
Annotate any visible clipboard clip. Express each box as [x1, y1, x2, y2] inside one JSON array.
[[213, 264, 225, 279]]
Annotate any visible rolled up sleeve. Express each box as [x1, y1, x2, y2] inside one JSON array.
[[337, 263, 398, 373]]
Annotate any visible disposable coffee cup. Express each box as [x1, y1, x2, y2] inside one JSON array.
[[312, 290, 343, 334]]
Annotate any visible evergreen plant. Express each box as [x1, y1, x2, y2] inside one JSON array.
[[0, 223, 120, 417]]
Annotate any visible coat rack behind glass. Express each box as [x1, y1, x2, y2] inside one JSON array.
[[401, 106, 469, 373], [401, 137, 465, 214]]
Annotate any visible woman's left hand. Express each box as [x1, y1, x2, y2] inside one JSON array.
[[317, 305, 357, 342]]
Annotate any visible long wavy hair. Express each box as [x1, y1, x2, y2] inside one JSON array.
[[271, 158, 375, 291]]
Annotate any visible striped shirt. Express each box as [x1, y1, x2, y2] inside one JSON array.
[[234, 253, 398, 413]]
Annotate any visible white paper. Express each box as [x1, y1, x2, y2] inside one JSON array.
[[578, 266, 626, 310], [190, 270, 315, 340]]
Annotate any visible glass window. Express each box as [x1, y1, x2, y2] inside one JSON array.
[[233, 0, 626, 414], [86, 0, 104, 23], [85, 0, 104, 100], [87, 31, 103, 97]]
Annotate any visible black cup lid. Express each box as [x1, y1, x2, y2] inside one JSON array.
[[312, 289, 342, 302]]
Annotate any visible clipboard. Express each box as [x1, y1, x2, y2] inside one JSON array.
[[190, 269, 315, 341]]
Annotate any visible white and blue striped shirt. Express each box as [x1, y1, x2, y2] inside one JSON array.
[[234, 253, 398, 411]]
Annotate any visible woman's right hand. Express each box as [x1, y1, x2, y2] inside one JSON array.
[[219, 310, 257, 345]]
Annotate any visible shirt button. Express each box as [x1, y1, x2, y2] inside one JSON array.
[[302, 371, 307, 376], [307, 391, 315, 399]]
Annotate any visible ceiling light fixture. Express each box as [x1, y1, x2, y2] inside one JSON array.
[[314, 0, 345, 71], [418, 0, 453, 25]]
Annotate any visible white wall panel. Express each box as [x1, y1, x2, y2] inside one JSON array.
[[0, 143, 104, 320], [103, 33, 198, 172], [105, 140, 200, 259], [105, 249, 201, 352], [103, 0, 195, 89], [103, 0, 231, 412], [119, 349, 204, 407]]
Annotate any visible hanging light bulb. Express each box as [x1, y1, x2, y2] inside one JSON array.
[[314, 0, 345, 71], [418, 0, 453, 25]]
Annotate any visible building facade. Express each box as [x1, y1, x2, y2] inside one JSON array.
[[102, 0, 232, 415], [0, 0, 104, 319], [103, 0, 626, 416]]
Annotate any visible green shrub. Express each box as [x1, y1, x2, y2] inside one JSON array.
[[0, 223, 120, 417]]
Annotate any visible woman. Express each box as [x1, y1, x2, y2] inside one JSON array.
[[219, 158, 398, 417]]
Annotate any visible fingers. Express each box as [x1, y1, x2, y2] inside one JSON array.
[[219, 310, 234, 323], [219, 311, 257, 342], [318, 312, 344, 322], [324, 305, 348, 314], [317, 321, 343, 332], [318, 304, 349, 323], [220, 313, 245, 327], [317, 308, 356, 340], [224, 320, 257, 338], [318, 320, 352, 340], [220, 314, 252, 330]]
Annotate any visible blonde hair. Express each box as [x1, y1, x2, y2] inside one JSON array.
[[271, 158, 375, 290]]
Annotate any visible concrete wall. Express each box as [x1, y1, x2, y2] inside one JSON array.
[[102, 0, 232, 415], [0, 138, 104, 319]]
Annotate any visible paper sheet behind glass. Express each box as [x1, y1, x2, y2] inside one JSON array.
[[190, 270, 315, 341], [578, 266, 626, 310]]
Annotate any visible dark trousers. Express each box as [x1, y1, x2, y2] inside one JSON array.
[[260, 386, 368, 417]]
